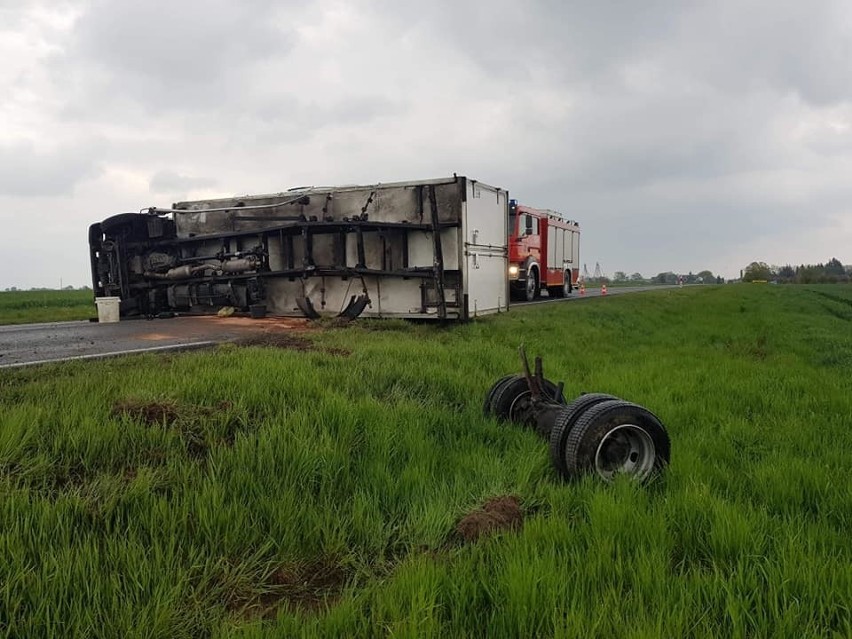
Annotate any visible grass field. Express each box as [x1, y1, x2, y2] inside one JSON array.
[[0, 290, 94, 325], [1, 285, 850, 637]]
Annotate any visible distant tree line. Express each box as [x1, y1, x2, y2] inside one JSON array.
[[611, 272, 649, 283], [605, 271, 723, 285], [742, 258, 849, 283], [651, 270, 723, 285], [2, 286, 92, 292]]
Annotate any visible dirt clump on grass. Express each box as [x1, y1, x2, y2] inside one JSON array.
[[235, 332, 315, 351], [110, 399, 234, 427], [234, 331, 350, 356], [111, 399, 248, 460], [456, 495, 524, 543], [227, 559, 350, 620], [111, 399, 184, 425]]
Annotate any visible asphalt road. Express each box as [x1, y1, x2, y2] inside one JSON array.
[[0, 286, 683, 368], [0, 316, 310, 369]]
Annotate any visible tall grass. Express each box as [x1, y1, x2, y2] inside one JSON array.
[[1, 285, 850, 637], [0, 290, 94, 325]]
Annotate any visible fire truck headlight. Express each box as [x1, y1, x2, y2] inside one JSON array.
[[508, 265, 519, 277]]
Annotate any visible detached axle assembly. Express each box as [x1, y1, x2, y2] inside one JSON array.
[[484, 348, 671, 483]]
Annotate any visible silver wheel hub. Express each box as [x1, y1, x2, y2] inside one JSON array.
[[594, 423, 656, 481], [509, 390, 532, 421]]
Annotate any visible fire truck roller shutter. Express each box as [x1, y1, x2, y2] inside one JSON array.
[[547, 225, 566, 297]]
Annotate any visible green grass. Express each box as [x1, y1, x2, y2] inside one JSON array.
[[601, 280, 659, 287], [1, 285, 851, 637], [0, 290, 95, 324]]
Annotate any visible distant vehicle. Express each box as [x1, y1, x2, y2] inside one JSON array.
[[507, 200, 580, 301]]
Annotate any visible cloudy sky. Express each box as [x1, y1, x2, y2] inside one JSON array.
[[2, 0, 851, 288]]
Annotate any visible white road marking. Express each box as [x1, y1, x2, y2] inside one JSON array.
[[0, 341, 218, 369]]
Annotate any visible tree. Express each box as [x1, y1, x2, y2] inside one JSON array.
[[696, 270, 714, 284], [778, 265, 795, 280], [630, 272, 644, 282], [613, 271, 627, 282], [742, 262, 772, 282], [653, 271, 678, 284], [797, 265, 822, 283], [825, 257, 845, 276]]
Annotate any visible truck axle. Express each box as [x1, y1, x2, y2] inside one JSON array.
[[483, 347, 671, 483]]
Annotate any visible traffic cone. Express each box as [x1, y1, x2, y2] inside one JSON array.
[[601, 284, 607, 296], [580, 283, 586, 295]]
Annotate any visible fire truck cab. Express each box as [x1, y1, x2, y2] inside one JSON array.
[[508, 200, 580, 301]]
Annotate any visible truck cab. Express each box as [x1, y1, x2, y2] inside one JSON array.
[[508, 200, 580, 301]]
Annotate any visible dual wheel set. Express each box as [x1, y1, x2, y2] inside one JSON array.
[[483, 351, 671, 483]]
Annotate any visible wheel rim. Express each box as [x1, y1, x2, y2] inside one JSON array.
[[564, 279, 570, 296], [526, 273, 535, 299], [594, 424, 656, 481], [508, 390, 532, 422]]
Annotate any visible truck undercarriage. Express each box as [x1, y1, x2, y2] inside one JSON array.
[[89, 176, 509, 321]]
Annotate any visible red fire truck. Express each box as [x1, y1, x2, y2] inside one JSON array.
[[508, 199, 580, 301]]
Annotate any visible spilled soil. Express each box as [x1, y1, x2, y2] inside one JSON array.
[[234, 332, 315, 351], [455, 495, 524, 543], [111, 398, 249, 460], [111, 399, 185, 425], [208, 316, 313, 331], [218, 495, 525, 626], [225, 559, 350, 620], [110, 399, 235, 426], [233, 331, 350, 356]]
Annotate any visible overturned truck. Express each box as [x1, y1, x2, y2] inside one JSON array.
[[89, 176, 509, 321]]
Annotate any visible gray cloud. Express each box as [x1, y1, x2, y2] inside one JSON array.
[[0, 140, 102, 197], [53, 0, 294, 113], [149, 170, 217, 194], [660, 1, 852, 106], [382, 0, 852, 106], [2, 0, 852, 288]]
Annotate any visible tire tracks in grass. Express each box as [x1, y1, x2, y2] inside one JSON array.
[[804, 288, 852, 322]]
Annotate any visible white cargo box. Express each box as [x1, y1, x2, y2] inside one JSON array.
[[90, 176, 509, 320]]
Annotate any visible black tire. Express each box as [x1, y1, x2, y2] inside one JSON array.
[[561, 400, 670, 482], [550, 274, 571, 298], [548, 393, 620, 476], [483, 374, 520, 417], [523, 267, 539, 302], [491, 375, 566, 425]]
